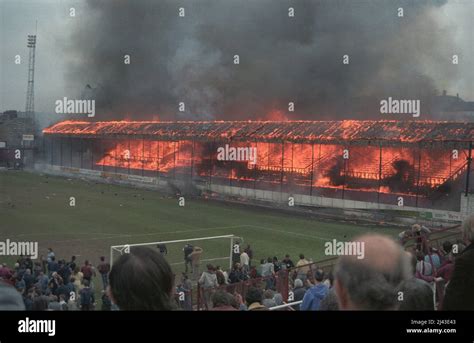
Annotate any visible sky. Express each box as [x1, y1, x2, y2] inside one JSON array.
[[0, 0, 473, 119]]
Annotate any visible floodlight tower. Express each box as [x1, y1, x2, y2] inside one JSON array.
[[25, 34, 37, 120]]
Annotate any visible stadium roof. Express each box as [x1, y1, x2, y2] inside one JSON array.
[[43, 120, 474, 146]]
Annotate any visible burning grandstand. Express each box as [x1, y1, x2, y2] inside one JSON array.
[[42, 120, 474, 213]]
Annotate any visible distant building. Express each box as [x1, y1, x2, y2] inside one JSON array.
[[432, 91, 474, 121], [0, 110, 36, 168]]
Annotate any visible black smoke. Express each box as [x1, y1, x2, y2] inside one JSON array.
[[384, 159, 416, 193], [64, 0, 454, 120]]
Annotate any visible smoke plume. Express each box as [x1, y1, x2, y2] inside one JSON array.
[[64, 0, 456, 120]]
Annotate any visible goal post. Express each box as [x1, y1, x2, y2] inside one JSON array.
[[110, 234, 243, 271]]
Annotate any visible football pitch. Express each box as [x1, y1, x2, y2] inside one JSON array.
[[1, 171, 400, 273]]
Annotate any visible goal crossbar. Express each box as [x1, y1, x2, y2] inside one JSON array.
[[110, 234, 242, 269]]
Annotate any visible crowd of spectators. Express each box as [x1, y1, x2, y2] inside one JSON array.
[[0, 249, 112, 311], [1, 215, 473, 311]]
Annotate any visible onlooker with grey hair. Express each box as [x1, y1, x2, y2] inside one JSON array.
[[334, 234, 411, 310], [443, 215, 474, 310], [211, 290, 237, 311], [262, 289, 277, 308], [398, 278, 434, 310], [0, 282, 25, 310], [291, 278, 306, 310], [320, 272, 339, 311]]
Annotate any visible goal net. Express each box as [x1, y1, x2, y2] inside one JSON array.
[[110, 234, 243, 275]]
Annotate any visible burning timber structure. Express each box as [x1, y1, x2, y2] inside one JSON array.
[[42, 120, 474, 216]]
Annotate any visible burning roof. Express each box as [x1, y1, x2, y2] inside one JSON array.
[[43, 120, 474, 146]]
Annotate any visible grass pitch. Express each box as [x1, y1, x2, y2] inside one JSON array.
[[1, 171, 399, 274]]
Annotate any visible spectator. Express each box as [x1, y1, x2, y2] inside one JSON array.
[[334, 234, 411, 310], [81, 260, 94, 283], [435, 251, 455, 283], [424, 247, 441, 270], [33, 261, 42, 279], [32, 295, 49, 311], [177, 273, 193, 311], [48, 295, 62, 311], [443, 215, 474, 310], [109, 247, 175, 310], [101, 291, 112, 311], [262, 289, 277, 309], [57, 260, 71, 284], [273, 257, 282, 273], [296, 254, 310, 282], [22, 269, 34, 290], [157, 243, 168, 256], [72, 266, 84, 292], [56, 278, 70, 301], [67, 294, 78, 311], [320, 272, 339, 311], [97, 256, 111, 290], [199, 264, 218, 309], [59, 294, 68, 311], [47, 274, 60, 296], [441, 241, 453, 259], [256, 259, 265, 277], [215, 266, 227, 285], [15, 274, 25, 293], [228, 263, 245, 284], [249, 266, 258, 279], [415, 251, 432, 277], [245, 287, 267, 311], [300, 269, 328, 311], [0, 282, 25, 310], [23, 257, 33, 272], [244, 245, 253, 267], [36, 271, 49, 293], [282, 254, 295, 270], [183, 244, 194, 273], [398, 278, 434, 310], [65, 276, 75, 294], [261, 257, 275, 290], [0, 263, 12, 280], [291, 279, 306, 310], [454, 239, 466, 254], [189, 246, 203, 278], [412, 224, 431, 253], [79, 280, 95, 311], [47, 256, 59, 276], [68, 255, 77, 272], [233, 292, 247, 311], [211, 291, 237, 311], [240, 250, 250, 273], [47, 248, 55, 263], [23, 288, 36, 311]]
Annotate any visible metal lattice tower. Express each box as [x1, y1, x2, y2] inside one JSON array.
[[25, 34, 37, 119]]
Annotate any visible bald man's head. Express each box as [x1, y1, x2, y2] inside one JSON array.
[[334, 234, 411, 310]]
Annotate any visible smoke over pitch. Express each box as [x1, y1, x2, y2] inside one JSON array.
[[65, 0, 455, 120]]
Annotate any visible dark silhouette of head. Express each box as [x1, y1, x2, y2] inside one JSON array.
[[109, 247, 174, 311]]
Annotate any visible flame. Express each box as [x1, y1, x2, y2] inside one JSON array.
[[43, 119, 472, 196], [265, 110, 289, 121]]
